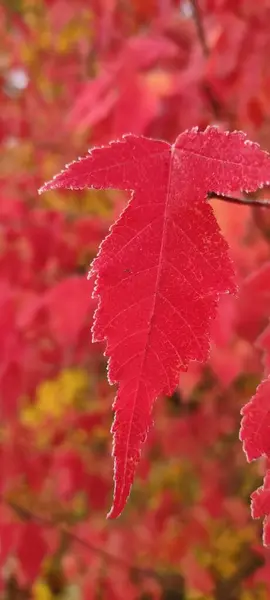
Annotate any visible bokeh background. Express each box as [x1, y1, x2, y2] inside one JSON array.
[[1, 1, 270, 599]]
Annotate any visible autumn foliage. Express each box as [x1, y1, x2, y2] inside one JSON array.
[[2, 2, 270, 600]]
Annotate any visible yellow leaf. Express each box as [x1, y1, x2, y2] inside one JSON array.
[[21, 368, 89, 427], [33, 581, 53, 600]]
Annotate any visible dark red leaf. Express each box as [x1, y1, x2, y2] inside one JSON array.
[[17, 523, 48, 583]]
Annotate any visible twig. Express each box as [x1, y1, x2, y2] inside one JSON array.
[[189, 0, 223, 119], [4, 498, 161, 582], [208, 192, 270, 209], [2, 498, 263, 598], [190, 0, 209, 57]]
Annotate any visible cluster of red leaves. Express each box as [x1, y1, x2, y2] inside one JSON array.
[[2, 1, 270, 599]]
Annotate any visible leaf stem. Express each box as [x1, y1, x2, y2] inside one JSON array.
[[208, 192, 270, 209]]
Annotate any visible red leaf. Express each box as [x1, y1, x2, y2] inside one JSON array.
[[0, 362, 22, 421], [52, 450, 86, 501], [67, 71, 117, 132], [17, 523, 47, 583], [240, 377, 270, 545], [251, 471, 270, 520], [251, 471, 270, 546], [45, 276, 93, 344], [236, 261, 270, 342], [182, 551, 214, 595], [0, 520, 21, 568], [263, 516, 270, 547], [240, 377, 270, 462], [40, 126, 270, 518], [258, 323, 270, 372]]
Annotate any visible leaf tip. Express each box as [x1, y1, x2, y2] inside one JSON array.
[[38, 180, 54, 194], [106, 501, 123, 520]]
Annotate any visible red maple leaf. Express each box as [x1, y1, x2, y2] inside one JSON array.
[[240, 377, 270, 545], [40, 126, 270, 518], [251, 470, 270, 547], [239, 258, 270, 546], [240, 377, 270, 462]]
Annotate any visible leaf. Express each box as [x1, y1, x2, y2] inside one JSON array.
[[251, 470, 270, 518], [240, 377, 270, 462], [67, 71, 117, 132], [251, 471, 270, 547], [17, 523, 48, 583], [240, 265, 270, 545], [0, 519, 21, 569], [182, 551, 214, 595], [252, 478, 270, 550], [44, 276, 93, 344], [0, 362, 22, 421], [67, 33, 177, 133], [236, 261, 270, 342], [40, 126, 270, 518], [258, 323, 270, 373], [240, 377, 270, 545], [52, 449, 86, 501]]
